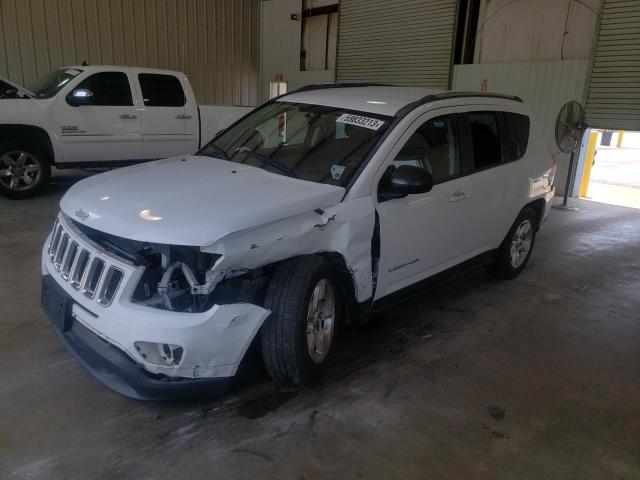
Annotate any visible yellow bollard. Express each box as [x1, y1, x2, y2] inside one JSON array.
[[579, 131, 598, 197], [617, 131, 624, 148]]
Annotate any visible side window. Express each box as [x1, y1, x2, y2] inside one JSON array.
[[392, 114, 461, 183], [138, 74, 186, 107], [503, 112, 530, 162], [467, 112, 502, 170], [74, 72, 133, 106]]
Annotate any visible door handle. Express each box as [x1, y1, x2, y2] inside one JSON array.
[[448, 191, 470, 203], [175, 114, 192, 120], [118, 114, 138, 119]]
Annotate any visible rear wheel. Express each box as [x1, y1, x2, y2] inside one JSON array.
[[0, 142, 50, 199], [261, 256, 341, 386], [490, 207, 537, 279]]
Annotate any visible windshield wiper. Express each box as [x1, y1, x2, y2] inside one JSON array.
[[235, 147, 298, 178], [201, 144, 230, 161]]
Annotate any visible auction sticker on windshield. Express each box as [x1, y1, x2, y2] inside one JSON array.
[[336, 114, 385, 131]]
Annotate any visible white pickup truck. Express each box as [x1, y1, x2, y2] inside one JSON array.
[[0, 65, 251, 198]]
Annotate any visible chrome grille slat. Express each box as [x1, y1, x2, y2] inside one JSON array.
[[49, 225, 64, 260], [54, 233, 70, 271], [47, 218, 59, 254], [61, 241, 79, 281], [70, 249, 91, 290], [82, 258, 106, 299], [98, 267, 124, 307]]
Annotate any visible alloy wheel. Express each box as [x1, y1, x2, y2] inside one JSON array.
[[0, 151, 42, 192], [305, 279, 336, 364], [510, 219, 533, 268]]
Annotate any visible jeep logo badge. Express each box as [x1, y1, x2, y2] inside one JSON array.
[[75, 208, 89, 222]]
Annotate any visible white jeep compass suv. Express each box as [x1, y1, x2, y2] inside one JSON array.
[[41, 85, 556, 400]]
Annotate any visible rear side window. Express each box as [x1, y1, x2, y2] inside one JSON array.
[[138, 74, 186, 107], [503, 112, 530, 161], [75, 72, 133, 106], [467, 112, 502, 170]]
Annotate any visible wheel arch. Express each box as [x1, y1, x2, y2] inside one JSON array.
[[524, 198, 546, 229], [318, 251, 365, 326], [0, 124, 55, 164], [261, 252, 360, 326]]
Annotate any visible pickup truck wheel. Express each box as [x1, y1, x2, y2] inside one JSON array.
[[0, 143, 51, 199], [261, 256, 342, 387], [490, 207, 537, 279]]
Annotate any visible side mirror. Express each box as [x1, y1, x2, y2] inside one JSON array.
[[67, 88, 94, 106], [379, 165, 433, 201], [4, 88, 19, 98]]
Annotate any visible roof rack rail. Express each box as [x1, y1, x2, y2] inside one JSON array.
[[433, 91, 523, 103], [288, 82, 397, 94]]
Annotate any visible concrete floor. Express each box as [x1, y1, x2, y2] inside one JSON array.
[[1, 170, 639, 479]]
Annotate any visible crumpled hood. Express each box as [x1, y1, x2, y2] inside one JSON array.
[[60, 155, 345, 246]]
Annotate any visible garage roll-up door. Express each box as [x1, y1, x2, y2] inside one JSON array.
[[336, 0, 457, 88], [586, 0, 640, 130]]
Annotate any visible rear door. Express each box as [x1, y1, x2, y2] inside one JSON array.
[[457, 110, 507, 250], [136, 73, 196, 159], [51, 71, 142, 163]]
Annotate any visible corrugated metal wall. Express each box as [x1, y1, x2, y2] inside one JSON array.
[[452, 59, 590, 194], [585, 0, 640, 130], [259, 0, 335, 103], [0, 0, 258, 106], [337, 0, 457, 87]]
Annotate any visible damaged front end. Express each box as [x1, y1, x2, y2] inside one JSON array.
[[73, 220, 269, 313], [41, 214, 273, 401]]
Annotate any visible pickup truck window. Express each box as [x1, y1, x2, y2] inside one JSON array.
[[73, 72, 133, 106], [0, 80, 18, 98], [198, 101, 391, 187], [138, 74, 186, 107], [26, 68, 83, 99]]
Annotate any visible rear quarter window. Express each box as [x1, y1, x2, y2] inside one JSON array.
[[504, 112, 530, 162]]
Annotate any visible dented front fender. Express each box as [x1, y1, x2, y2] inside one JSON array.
[[202, 196, 376, 302]]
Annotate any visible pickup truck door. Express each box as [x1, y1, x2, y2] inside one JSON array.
[[135, 73, 198, 159], [374, 110, 503, 301], [51, 71, 142, 163]]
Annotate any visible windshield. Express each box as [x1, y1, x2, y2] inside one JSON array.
[[26, 68, 82, 99], [198, 101, 392, 187]]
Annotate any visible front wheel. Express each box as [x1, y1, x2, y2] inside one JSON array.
[[0, 142, 51, 199], [261, 256, 342, 387], [490, 207, 538, 279]]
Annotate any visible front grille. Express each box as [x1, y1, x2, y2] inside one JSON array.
[[47, 216, 125, 308]]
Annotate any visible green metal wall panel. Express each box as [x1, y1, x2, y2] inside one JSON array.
[[0, 0, 258, 105], [586, 0, 640, 130], [336, 0, 456, 87]]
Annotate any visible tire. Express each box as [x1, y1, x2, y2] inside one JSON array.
[[261, 256, 342, 387], [0, 141, 51, 199], [490, 207, 538, 279]]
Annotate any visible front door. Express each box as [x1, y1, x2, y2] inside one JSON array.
[[51, 71, 142, 163]]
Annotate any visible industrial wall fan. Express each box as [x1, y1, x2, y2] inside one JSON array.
[[553, 100, 587, 210]]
